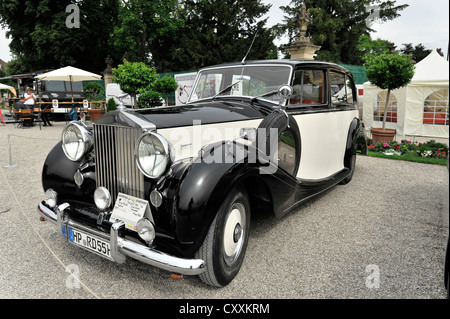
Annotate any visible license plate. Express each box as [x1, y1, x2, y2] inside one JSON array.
[[68, 227, 111, 259]]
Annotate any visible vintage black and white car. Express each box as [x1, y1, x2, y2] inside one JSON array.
[[37, 59, 367, 287]]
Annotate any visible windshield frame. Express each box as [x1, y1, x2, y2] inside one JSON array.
[[188, 64, 293, 104]]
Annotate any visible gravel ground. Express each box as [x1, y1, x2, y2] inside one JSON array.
[[0, 119, 448, 300]]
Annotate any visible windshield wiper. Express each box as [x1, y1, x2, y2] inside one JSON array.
[[250, 89, 279, 104], [212, 81, 241, 101]]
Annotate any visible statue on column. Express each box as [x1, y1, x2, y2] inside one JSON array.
[[297, 4, 311, 42], [283, 3, 321, 60], [103, 55, 113, 86]]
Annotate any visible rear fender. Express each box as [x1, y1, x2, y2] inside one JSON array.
[[344, 118, 367, 168]]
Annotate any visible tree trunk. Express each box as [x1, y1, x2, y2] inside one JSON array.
[[132, 93, 137, 109], [382, 89, 391, 130]]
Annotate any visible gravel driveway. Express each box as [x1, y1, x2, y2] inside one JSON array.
[[0, 121, 448, 299]]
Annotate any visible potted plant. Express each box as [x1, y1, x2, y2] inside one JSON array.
[[365, 53, 415, 143], [84, 82, 105, 121]]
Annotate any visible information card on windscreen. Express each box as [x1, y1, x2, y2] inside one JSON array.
[[110, 193, 152, 231]]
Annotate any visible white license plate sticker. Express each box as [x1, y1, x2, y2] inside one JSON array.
[[68, 228, 111, 259], [110, 193, 152, 231]]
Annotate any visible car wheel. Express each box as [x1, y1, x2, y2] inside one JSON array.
[[195, 186, 251, 287], [447, 272, 449, 299]]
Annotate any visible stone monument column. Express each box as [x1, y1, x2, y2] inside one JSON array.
[[103, 56, 113, 86], [283, 4, 321, 60]]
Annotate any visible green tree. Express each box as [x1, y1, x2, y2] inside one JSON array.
[[142, 0, 278, 72], [275, 0, 408, 64], [0, 0, 119, 73], [153, 75, 178, 106], [171, 0, 277, 70], [399, 43, 444, 63], [365, 53, 415, 129], [357, 35, 392, 63], [111, 0, 184, 66], [112, 60, 159, 108]]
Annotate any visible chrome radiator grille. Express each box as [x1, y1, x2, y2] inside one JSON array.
[[93, 124, 145, 205]]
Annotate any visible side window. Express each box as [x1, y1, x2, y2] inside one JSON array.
[[330, 71, 347, 106], [423, 89, 449, 125], [191, 73, 223, 100], [290, 69, 325, 106], [346, 76, 356, 104]]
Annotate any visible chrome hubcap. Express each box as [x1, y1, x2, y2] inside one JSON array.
[[223, 202, 245, 265]]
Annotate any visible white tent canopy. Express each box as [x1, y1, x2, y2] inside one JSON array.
[[363, 50, 449, 139], [411, 50, 449, 86]]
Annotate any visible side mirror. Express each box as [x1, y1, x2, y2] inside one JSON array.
[[278, 85, 293, 99], [278, 85, 292, 107]]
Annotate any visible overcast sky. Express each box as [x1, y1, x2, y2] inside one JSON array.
[[1, 0, 448, 63]]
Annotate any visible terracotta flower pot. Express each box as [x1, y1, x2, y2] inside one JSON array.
[[88, 109, 105, 122], [370, 128, 397, 144]]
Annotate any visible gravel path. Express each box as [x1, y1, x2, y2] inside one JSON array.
[[0, 121, 448, 299]]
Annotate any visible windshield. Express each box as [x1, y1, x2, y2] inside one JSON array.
[[189, 65, 292, 103], [44, 80, 83, 92]]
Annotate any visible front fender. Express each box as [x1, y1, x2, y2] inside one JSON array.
[[41, 142, 96, 204], [173, 142, 255, 246], [171, 140, 298, 254]]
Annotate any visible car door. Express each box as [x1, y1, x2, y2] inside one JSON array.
[[290, 67, 359, 181]]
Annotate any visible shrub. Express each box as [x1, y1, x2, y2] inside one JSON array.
[[418, 140, 448, 158], [137, 90, 163, 108], [84, 82, 104, 109], [107, 98, 117, 112]]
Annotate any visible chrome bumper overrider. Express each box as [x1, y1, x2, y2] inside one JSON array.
[[37, 201, 205, 276]]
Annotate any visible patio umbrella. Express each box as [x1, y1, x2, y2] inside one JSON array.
[[35, 66, 102, 102]]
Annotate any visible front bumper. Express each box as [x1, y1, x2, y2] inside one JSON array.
[[37, 201, 205, 276]]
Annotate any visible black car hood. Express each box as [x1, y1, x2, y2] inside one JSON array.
[[95, 100, 269, 129]]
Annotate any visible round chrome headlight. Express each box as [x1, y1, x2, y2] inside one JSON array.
[[94, 187, 111, 210], [136, 218, 156, 243], [135, 132, 174, 179], [61, 122, 93, 161], [45, 189, 58, 208]]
